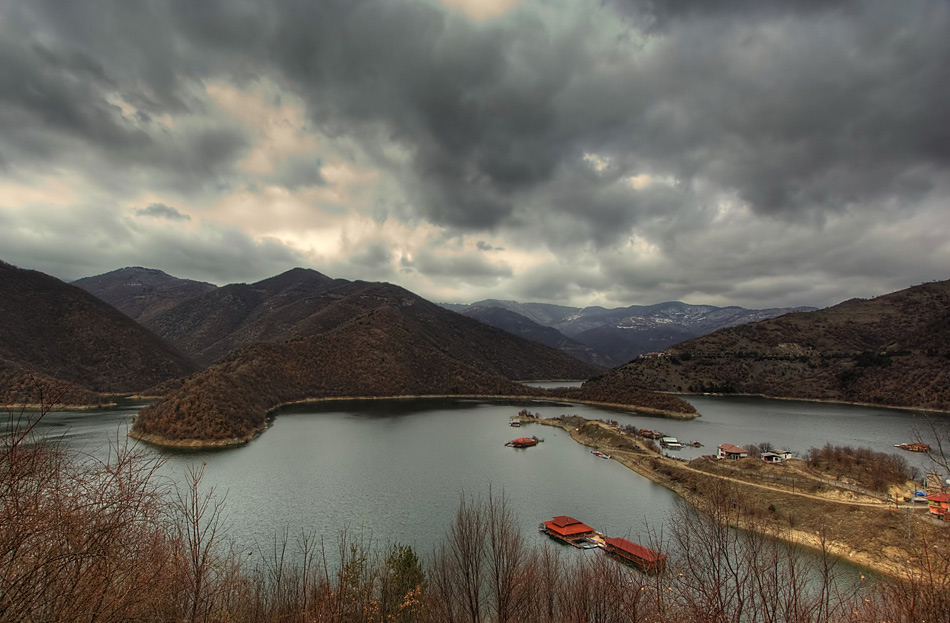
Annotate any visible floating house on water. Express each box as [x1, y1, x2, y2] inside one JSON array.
[[660, 437, 683, 450], [540, 516, 595, 547], [604, 537, 667, 573]]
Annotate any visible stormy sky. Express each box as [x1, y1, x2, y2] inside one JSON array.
[[1, 0, 948, 309]]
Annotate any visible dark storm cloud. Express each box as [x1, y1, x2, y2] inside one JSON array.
[[5, 0, 948, 230], [0, 2, 251, 193], [135, 203, 191, 221], [1, 0, 948, 306]]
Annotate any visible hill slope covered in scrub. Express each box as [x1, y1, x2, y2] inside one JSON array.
[[604, 280, 950, 411], [0, 261, 198, 405], [128, 268, 600, 379], [73, 266, 217, 324], [133, 298, 683, 444]]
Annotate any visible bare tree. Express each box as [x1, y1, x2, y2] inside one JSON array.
[[175, 462, 230, 623], [485, 492, 529, 623]]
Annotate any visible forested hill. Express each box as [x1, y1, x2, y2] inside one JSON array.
[[0, 261, 197, 405], [132, 302, 609, 443], [607, 279, 950, 411], [73, 266, 217, 324], [77, 267, 602, 380]]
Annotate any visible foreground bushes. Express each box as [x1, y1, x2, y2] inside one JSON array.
[[3, 410, 948, 622]]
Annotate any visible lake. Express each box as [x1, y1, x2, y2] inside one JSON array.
[[13, 393, 948, 558]]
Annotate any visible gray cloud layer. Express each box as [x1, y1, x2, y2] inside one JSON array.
[[1, 0, 948, 307]]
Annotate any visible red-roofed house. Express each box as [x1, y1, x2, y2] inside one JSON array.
[[717, 444, 748, 460], [926, 493, 949, 520], [543, 516, 594, 537], [604, 537, 667, 573], [541, 516, 595, 546]]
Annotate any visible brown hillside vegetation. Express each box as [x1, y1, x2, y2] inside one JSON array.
[[73, 266, 217, 324], [0, 261, 197, 399], [134, 300, 692, 443], [109, 267, 602, 378], [0, 360, 104, 407], [612, 279, 950, 411], [132, 306, 548, 442], [554, 373, 698, 416]]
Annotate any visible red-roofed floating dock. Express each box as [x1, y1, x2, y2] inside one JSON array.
[[604, 537, 667, 573], [539, 515, 600, 548]]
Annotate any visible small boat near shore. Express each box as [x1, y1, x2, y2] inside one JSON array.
[[591, 451, 610, 459], [894, 442, 930, 452]]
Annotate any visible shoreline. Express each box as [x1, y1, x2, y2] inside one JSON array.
[[672, 390, 950, 415], [1, 401, 118, 412], [128, 392, 698, 448]]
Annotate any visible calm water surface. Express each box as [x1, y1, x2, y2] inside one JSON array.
[[16, 394, 948, 557]]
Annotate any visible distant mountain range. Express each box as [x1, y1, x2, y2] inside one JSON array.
[[75, 267, 597, 379], [8, 258, 943, 442], [0, 261, 197, 406], [598, 279, 950, 411], [442, 299, 817, 367]]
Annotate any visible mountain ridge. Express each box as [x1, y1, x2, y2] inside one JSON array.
[[0, 261, 198, 405], [599, 279, 950, 411], [444, 298, 817, 365]]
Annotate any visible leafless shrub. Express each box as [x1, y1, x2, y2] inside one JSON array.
[[1, 399, 184, 623]]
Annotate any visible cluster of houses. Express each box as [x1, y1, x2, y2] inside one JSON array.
[[712, 444, 950, 522], [713, 443, 794, 463]]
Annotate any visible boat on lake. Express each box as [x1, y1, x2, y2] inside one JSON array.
[[506, 437, 539, 448], [591, 451, 610, 459], [894, 442, 930, 452]]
